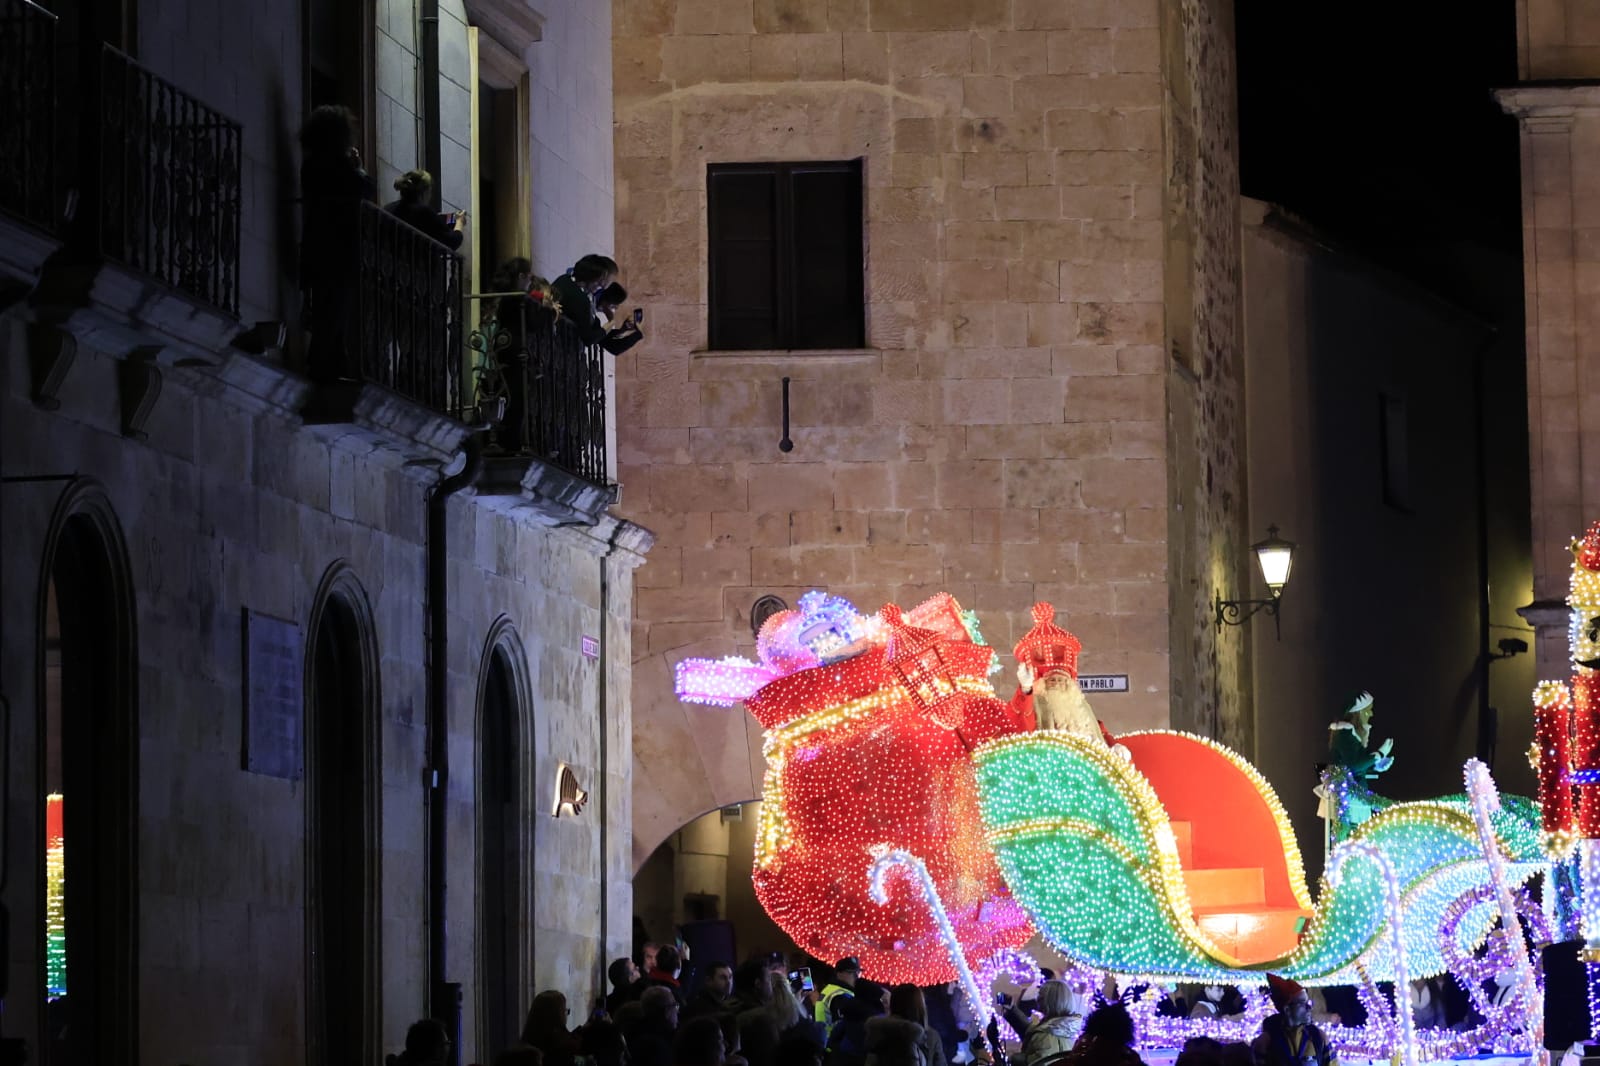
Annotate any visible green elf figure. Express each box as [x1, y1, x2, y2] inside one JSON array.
[[1322, 691, 1394, 842]]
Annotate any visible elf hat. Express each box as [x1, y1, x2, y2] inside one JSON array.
[[1265, 973, 1306, 1009], [1012, 602, 1082, 679]]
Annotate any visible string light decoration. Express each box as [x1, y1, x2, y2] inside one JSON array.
[[45, 793, 65, 996], [971, 948, 1042, 1042], [1324, 840, 1416, 1066], [1534, 681, 1576, 854], [677, 592, 1034, 985], [868, 848, 993, 1027], [972, 730, 1547, 986]]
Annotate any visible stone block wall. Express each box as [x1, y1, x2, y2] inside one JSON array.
[[611, 0, 1229, 862], [1160, 0, 1250, 747], [528, 2, 618, 279], [0, 325, 646, 1062]]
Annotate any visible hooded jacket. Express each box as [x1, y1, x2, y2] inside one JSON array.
[[864, 1016, 930, 1066], [1023, 1012, 1086, 1065]]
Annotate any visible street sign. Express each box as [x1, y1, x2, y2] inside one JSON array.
[[1078, 674, 1129, 693]]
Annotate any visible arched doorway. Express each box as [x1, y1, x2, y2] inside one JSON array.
[[305, 566, 380, 1066], [477, 622, 532, 1058], [632, 802, 793, 976], [37, 486, 138, 1066]]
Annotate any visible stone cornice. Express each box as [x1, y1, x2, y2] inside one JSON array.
[[1495, 82, 1600, 127]]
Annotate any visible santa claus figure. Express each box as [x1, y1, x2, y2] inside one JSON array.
[[1009, 602, 1121, 751]]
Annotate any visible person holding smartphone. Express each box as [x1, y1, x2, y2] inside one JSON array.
[[595, 281, 645, 356]]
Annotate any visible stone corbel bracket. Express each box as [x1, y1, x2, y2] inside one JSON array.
[[117, 345, 165, 441]]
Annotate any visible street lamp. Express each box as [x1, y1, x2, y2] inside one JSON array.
[[1215, 525, 1296, 637]]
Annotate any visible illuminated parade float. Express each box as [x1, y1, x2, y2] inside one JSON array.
[[675, 520, 1600, 1062]]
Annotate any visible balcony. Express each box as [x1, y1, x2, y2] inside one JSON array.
[[0, 0, 57, 232], [299, 200, 472, 461], [98, 45, 241, 317], [470, 301, 615, 523]]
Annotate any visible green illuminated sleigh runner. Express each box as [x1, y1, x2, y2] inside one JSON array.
[[971, 729, 1546, 984]]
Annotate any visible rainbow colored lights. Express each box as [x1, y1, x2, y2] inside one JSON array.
[[46, 793, 65, 997]]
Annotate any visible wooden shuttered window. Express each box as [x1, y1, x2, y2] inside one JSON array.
[[707, 160, 865, 351]]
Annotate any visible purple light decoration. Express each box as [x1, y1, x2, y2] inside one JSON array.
[[674, 655, 781, 706], [972, 949, 1042, 1042]]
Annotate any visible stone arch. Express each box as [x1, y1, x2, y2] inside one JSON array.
[[474, 616, 535, 1054], [304, 561, 382, 1066], [630, 643, 766, 873], [36, 478, 139, 1064]]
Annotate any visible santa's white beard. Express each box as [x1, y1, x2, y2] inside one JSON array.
[[1034, 677, 1100, 738]]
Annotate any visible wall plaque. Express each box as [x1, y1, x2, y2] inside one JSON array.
[[1078, 674, 1130, 693], [243, 608, 304, 779]]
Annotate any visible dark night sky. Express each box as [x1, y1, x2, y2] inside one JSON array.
[[1235, 0, 1524, 272]]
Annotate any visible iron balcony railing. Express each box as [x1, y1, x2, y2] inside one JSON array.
[[470, 301, 609, 488], [0, 0, 57, 229], [356, 200, 464, 415], [99, 45, 241, 315]]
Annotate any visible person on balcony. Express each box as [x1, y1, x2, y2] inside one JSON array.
[[596, 281, 645, 356], [299, 105, 376, 381], [552, 255, 619, 346], [385, 169, 466, 250]]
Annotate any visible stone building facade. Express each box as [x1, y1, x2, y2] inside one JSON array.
[[612, 0, 1251, 864], [1497, 12, 1600, 678], [0, 1, 643, 1064]]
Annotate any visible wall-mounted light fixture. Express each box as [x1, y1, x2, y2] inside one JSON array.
[[1214, 525, 1296, 638], [552, 762, 588, 817]]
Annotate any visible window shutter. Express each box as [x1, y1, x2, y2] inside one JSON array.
[[787, 162, 864, 349], [708, 166, 779, 350]]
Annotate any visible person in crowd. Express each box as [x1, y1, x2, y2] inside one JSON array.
[[630, 986, 681, 1066], [1019, 981, 1086, 1066], [776, 1031, 824, 1066], [828, 981, 890, 1066], [386, 1019, 451, 1066], [584, 1019, 631, 1066], [641, 942, 661, 973], [1064, 1003, 1142, 1066], [522, 990, 585, 1066], [864, 1006, 928, 1066], [492, 1048, 545, 1066], [816, 957, 861, 1025], [1249, 976, 1334, 1066], [385, 169, 466, 250], [719, 1011, 752, 1066], [674, 1016, 726, 1066], [298, 104, 376, 381], [594, 281, 645, 356], [648, 945, 688, 1005], [921, 983, 962, 1066], [1173, 1036, 1225, 1066], [551, 255, 619, 345], [888, 984, 947, 1066], [609, 956, 648, 1013], [685, 960, 735, 1019]]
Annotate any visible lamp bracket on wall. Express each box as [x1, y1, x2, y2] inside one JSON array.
[[1214, 591, 1282, 638]]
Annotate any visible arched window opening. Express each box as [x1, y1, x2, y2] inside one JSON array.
[[479, 643, 522, 1057], [40, 504, 137, 1066], [307, 582, 378, 1066]]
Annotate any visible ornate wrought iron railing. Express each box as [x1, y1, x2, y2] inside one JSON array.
[[0, 0, 57, 229], [356, 201, 464, 415], [99, 45, 241, 315], [470, 300, 610, 488]]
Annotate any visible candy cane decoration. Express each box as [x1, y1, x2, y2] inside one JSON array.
[[1325, 840, 1416, 1066], [869, 847, 991, 1027], [1464, 758, 1548, 1066]]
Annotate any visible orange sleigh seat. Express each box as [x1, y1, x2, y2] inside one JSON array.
[[1118, 732, 1315, 965]]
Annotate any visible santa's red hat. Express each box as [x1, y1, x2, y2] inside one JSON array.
[[1265, 973, 1305, 1009], [1012, 603, 1082, 679]]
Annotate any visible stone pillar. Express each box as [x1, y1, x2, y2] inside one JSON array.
[[1498, 86, 1600, 678]]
